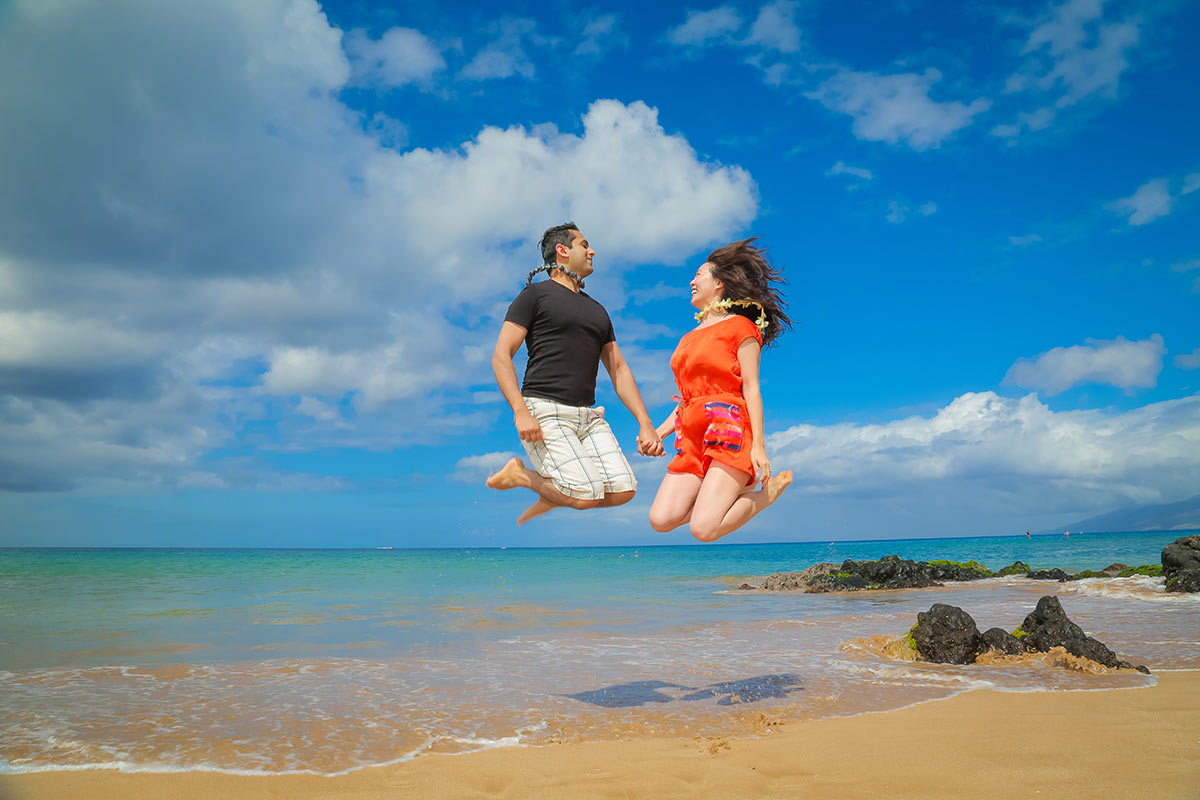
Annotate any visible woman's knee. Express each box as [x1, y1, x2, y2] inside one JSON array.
[[649, 508, 681, 533], [689, 520, 722, 542]]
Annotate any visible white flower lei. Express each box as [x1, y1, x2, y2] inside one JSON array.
[[694, 298, 769, 333]]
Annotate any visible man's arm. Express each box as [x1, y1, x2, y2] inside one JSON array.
[[492, 321, 543, 443], [600, 341, 663, 456]]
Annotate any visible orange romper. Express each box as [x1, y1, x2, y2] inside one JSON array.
[[667, 314, 763, 486]]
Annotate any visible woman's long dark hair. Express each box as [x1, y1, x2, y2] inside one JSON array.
[[706, 237, 792, 347]]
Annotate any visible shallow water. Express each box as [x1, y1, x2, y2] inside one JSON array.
[[1, 532, 1196, 775]]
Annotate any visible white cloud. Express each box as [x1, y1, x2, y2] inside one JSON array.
[[0, 1, 758, 493], [744, 1, 801, 53], [825, 161, 873, 181], [807, 68, 991, 151], [575, 14, 628, 56], [886, 200, 936, 224], [451, 451, 519, 484], [1174, 348, 1200, 371], [1171, 259, 1200, 273], [667, 6, 743, 48], [1003, 334, 1165, 395], [1108, 178, 1174, 226], [1009, 233, 1043, 246], [460, 18, 539, 81], [344, 27, 445, 88], [768, 390, 1200, 515], [1182, 173, 1200, 195], [996, 0, 1140, 140]]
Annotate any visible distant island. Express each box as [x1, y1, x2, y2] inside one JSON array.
[[1054, 494, 1200, 533]]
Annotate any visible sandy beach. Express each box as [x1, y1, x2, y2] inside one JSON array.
[[5, 669, 1197, 800]]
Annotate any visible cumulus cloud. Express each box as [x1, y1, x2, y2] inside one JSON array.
[[0, 0, 757, 493], [1174, 348, 1200, 371], [1108, 178, 1174, 226], [768, 390, 1200, 517], [1184, 173, 1200, 195], [344, 27, 445, 88], [807, 68, 991, 151], [1003, 334, 1165, 395], [667, 6, 743, 48], [744, 1, 802, 53]]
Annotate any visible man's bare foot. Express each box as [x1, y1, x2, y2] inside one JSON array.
[[486, 457, 530, 491], [517, 497, 556, 526], [765, 470, 794, 504]]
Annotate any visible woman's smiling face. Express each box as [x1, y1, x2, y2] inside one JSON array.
[[689, 262, 724, 310]]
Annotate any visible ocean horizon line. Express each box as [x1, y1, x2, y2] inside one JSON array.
[[1, 528, 1190, 553]]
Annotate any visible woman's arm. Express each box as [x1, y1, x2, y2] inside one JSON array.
[[656, 405, 679, 441], [737, 338, 770, 484]]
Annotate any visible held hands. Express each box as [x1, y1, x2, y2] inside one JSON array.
[[514, 409, 544, 443], [752, 444, 771, 485], [636, 423, 665, 457]]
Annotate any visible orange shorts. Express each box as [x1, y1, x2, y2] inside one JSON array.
[[668, 395, 755, 486]]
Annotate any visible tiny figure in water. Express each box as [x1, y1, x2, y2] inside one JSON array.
[[1065, 529, 1070, 538], [487, 222, 662, 524], [1026, 530, 1031, 539], [646, 238, 794, 542]]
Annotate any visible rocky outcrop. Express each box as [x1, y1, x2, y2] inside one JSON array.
[[996, 561, 1031, 576], [1026, 568, 1073, 581], [980, 627, 1024, 656], [761, 563, 838, 590], [1162, 535, 1200, 593], [910, 604, 984, 664], [1102, 562, 1128, 572], [1013, 596, 1149, 673], [902, 598, 1149, 673]]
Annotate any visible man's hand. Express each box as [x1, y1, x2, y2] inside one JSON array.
[[515, 409, 544, 443], [751, 444, 771, 485], [637, 423, 665, 457]]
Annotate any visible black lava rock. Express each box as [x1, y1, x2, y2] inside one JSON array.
[[996, 561, 1031, 576], [911, 604, 984, 664], [1015, 596, 1145, 670], [1027, 568, 1073, 581], [1162, 535, 1200, 593], [1165, 569, 1200, 593], [980, 627, 1024, 656]]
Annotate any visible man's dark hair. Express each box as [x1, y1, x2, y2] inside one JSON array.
[[539, 222, 579, 265]]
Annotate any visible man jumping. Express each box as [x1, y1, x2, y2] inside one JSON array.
[[486, 222, 663, 524]]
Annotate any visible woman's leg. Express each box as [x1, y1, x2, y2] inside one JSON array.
[[648, 471, 703, 532], [689, 462, 794, 542]]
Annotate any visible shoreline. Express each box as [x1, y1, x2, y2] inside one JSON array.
[[5, 670, 1198, 800]]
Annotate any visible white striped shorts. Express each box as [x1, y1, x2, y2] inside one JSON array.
[[522, 396, 637, 501]]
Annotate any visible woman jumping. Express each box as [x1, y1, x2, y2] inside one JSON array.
[[647, 238, 793, 542]]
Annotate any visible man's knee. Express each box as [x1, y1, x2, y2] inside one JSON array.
[[606, 490, 635, 507], [565, 496, 602, 510]]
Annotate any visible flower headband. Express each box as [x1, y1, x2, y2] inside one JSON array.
[[695, 298, 770, 333]]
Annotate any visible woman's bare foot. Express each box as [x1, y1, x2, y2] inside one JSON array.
[[765, 470, 794, 504], [486, 457, 531, 491], [517, 497, 556, 526]]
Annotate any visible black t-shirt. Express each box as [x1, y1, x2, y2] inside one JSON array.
[[504, 280, 616, 407]]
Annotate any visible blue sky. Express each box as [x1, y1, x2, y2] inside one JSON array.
[[1, 0, 1197, 547]]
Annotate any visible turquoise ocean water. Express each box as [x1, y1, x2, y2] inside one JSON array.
[[2, 531, 1198, 775]]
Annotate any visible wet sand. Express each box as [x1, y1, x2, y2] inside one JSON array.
[[5, 670, 1197, 800]]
